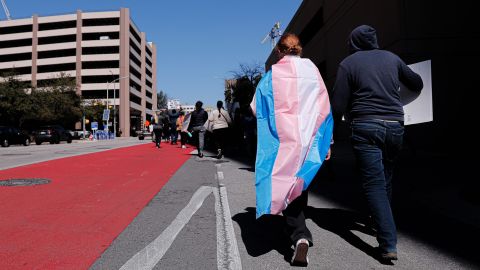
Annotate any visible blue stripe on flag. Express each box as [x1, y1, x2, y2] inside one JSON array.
[[254, 71, 279, 218], [296, 112, 334, 189]]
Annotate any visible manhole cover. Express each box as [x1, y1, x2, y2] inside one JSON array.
[[0, 178, 51, 187]]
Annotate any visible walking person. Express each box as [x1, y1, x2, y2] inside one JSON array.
[[168, 109, 180, 144], [208, 100, 232, 159], [188, 101, 208, 158], [251, 33, 333, 267], [151, 120, 163, 148], [176, 111, 188, 149], [331, 25, 423, 261]]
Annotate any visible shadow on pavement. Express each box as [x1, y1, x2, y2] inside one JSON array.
[[305, 207, 393, 265], [232, 207, 293, 263], [225, 136, 480, 265], [308, 140, 480, 265]]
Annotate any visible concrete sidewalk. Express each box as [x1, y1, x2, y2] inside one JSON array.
[[217, 144, 479, 269]]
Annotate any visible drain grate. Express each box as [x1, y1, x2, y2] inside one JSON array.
[[0, 178, 51, 187]]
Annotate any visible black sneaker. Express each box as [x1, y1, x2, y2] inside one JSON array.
[[198, 152, 204, 158], [291, 239, 309, 267]]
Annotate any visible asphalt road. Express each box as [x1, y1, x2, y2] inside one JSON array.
[[0, 137, 150, 170], [1, 139, 478, 269]]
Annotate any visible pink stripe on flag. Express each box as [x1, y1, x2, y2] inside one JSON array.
[[270, 57, 302, 214]]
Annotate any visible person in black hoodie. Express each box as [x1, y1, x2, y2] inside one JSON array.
[[188, 101, 208, 157], [331, 25, 423, 261]]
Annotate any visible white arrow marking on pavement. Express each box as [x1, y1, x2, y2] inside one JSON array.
[[119, 186, 213, 270]]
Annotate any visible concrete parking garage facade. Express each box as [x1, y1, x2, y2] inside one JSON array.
[[0, 8, 157, 136]]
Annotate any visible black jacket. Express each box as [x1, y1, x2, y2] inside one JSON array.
[[188, 108, 208, 129], [332, 25, 423, 122]]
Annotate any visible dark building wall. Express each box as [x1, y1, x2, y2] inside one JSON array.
[[264, 2, 480, 259], [267, 0, 479, 152]]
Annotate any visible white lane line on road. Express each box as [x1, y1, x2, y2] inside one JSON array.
[[119, 186, 213, 270], [214, 166, 242, 270]]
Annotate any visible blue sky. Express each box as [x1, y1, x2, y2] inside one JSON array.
[[3, 0, 302, 107]]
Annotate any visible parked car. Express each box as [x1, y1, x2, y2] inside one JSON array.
[[34, 125, 72, 145], [71, 129, 91, 139], [137, 128, 154, 141], [0, 126, 31, 147]]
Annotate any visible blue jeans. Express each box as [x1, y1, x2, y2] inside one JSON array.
[[351, 119, 404, 253]]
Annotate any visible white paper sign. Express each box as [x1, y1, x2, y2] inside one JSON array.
[[401, 60, 433, 125]]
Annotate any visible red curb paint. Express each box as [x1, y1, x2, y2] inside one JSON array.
[[0, 143, 192, 269]]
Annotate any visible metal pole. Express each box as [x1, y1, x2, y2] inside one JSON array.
[[82, 113, 86, 140], [113, 81, 116, 137], [106, 81, 109, 132], [111, 75, 129, 137]]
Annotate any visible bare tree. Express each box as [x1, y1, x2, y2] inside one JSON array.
[[228, 62, 264, 107], [157, 90, 168, 109]]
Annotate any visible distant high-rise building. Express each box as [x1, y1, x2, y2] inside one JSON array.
[[0, 8, 157, 136]]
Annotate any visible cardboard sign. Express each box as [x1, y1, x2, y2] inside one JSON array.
[[401, 60, 433, 125]]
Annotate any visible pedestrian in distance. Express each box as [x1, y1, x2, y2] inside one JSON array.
[[208, 100, 232, 159], [151, 120, 163, 148], [168, 109, 180, 144], [331, 25, 423, 262], [251, 33, 333, 267], [176, 111, 188, 149], [187, 101, 208, 158]]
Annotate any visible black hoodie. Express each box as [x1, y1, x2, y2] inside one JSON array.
[[332, 25, 423, 122]]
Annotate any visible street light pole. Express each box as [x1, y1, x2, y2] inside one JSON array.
[[108, 75, 129, 137], [106, 81, 109, 132]]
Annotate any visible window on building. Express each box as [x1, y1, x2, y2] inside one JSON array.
[[146, 80, 152, 89], [129, 40, 141, 56], [145, 57, 152, 68], [146, 46, 152, 58], [82, 18, 120, 27], [130, 79, 141, 92], [0, 52, 32, 62], [82, 32, 120, 41], [38, 20, 76, 31], [130, 93, 142, 105], [145, 68, 152, 78], [129, 26, 141, 43], [0, 66, 31, 76], [38, 48, 76, 59], [82, 60, 119, 69], [146, 90, 152, 99], [129, 52, 141, 67], [146, 101, 152, 110], [81, 90, 107, 99], [0, 38, 32, 49], [129, 66, 141, 81], [0, 24, 32, 35], [82, 46, 119, 55], [37, 63, 76, 73], [82, 75, 117, 84], [38, 34, 76, 45]]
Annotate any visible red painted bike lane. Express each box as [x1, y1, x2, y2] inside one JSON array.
[[0, 143, 192, 269]]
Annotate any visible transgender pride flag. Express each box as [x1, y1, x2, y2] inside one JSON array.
[[251, 55, 333, 218]]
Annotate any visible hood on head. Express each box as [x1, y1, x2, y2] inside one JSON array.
[[349, 25, 379, 53]]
